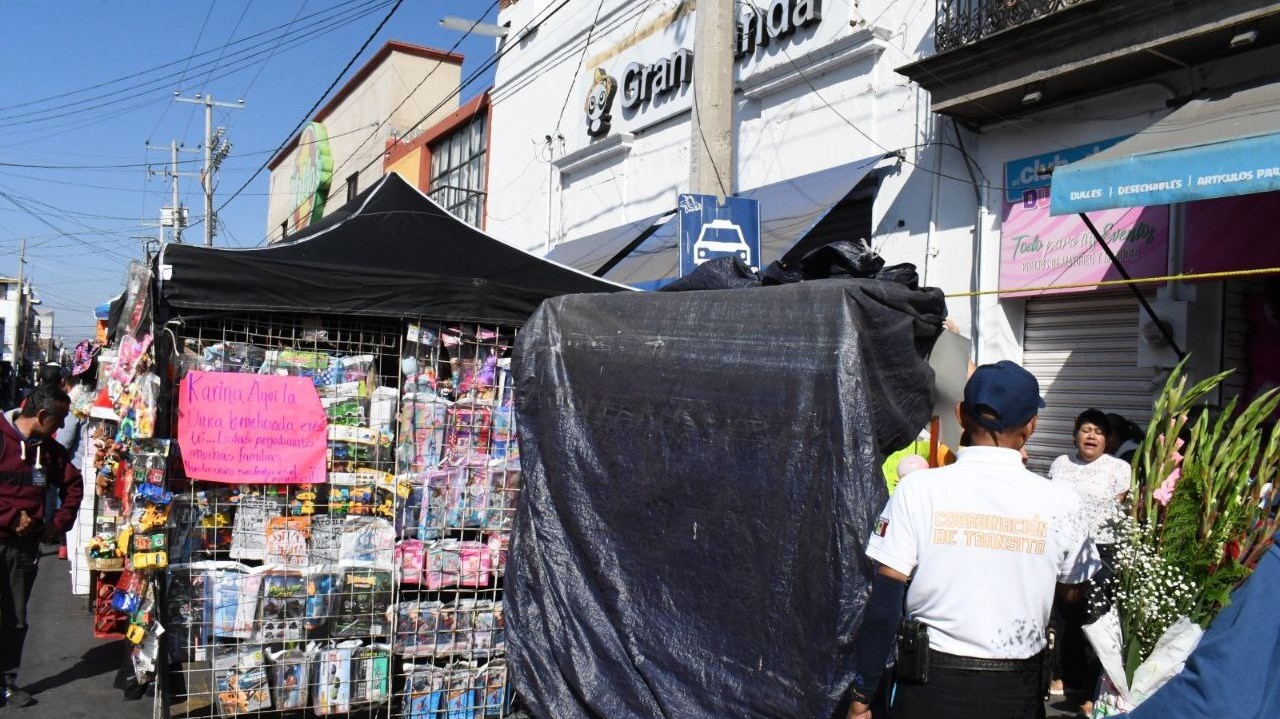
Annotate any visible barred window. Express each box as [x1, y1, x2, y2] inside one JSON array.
[[428, 113, 487, 227]]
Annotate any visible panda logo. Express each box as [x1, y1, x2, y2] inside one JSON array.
[[584, 68, 617, 137]]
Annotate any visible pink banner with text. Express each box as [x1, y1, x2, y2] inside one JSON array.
[[177, 371, 328, 484], [999, 189, 1169, 297]]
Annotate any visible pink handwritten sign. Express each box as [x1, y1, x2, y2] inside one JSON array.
[[998, 189, 1169, 297], [177, 371, 328, 484]]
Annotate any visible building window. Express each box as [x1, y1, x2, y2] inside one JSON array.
[[428, 113, 487, 227], [346, 173, 360, 203]]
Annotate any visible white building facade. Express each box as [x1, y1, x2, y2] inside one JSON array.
[[485, 0, 966, 294]]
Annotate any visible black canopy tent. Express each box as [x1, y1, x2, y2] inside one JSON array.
[[156, 172, 629, 324]]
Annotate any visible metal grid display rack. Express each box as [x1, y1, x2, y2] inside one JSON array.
[[160, 312, 519, 719]]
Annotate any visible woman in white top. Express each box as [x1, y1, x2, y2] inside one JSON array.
[[1048, 408, 1130, 706], [1050, 409, 1130, 543]]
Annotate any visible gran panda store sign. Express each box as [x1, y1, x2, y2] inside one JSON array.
[[585, 0, 823, 137]]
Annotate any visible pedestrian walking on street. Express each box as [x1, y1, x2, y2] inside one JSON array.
[[0, 384, 85, 708], [845, 360, 1100, 719]]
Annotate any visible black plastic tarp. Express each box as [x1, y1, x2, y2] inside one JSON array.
[[508, 278, 945, 719], [157, 172, 628, 324]]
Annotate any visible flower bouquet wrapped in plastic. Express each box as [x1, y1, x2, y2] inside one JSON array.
[[1086, 359, 1280, 716]]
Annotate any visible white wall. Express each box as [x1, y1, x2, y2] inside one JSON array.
[[487, 0, 947, 269]]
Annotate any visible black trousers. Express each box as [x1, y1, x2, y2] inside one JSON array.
[[0, 538, 39, 676], [893, 665, 1046, 719]]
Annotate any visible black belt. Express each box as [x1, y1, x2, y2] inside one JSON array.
[[928, 649, 1044, 672]]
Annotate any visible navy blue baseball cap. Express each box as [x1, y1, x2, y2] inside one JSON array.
[[963, 360, 1046, 431]]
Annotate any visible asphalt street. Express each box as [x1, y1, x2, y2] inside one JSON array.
[[3, 545, 153, 718]]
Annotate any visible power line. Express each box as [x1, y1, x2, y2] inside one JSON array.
[[553, 0, 607, 136], [0, 158, 204, 171], [325, 0, 501, 181], [199, 0, 254, 91], [0, 0, 391, 129], [215, 0, 406, 214], [349, 0, 577, 179], [148, 0, 217, 140], [0, 0, 377, 115], [240, 0, 312, 99], [0, 191, 137, 263]]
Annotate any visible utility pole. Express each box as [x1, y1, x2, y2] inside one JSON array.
[[146, 139, 199, 243], [690, 0, 735, 200], [14, 238, 26, 388], [176, 93, 244, 246]]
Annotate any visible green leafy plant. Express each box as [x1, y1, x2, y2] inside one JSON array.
[[1105, 357, 1280, 683]]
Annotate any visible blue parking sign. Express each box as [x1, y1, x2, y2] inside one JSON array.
[[678, 194, 761, 277]]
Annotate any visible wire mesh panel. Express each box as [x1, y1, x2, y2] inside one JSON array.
[[162, 313, 518, 719]]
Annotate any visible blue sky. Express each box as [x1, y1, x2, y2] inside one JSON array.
[[0, 0, 500, 342]]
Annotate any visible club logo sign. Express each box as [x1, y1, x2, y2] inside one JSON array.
[[584, 68, 617, 137], [583, 0, 823, 137]]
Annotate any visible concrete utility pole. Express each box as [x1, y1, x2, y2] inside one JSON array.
[[690, 0, 735, 200], [176, 93, 244, 246], [14, 238, 25, 383], [146, 139, 199, 243]]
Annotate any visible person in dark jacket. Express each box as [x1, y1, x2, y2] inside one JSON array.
[[0, 384, 84, 708]]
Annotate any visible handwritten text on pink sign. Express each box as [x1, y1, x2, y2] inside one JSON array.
[[178, 371, 328, 484]]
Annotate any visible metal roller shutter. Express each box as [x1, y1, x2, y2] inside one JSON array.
[[1221, 280, 1261, 403], [1021, 293, 1156, 475]]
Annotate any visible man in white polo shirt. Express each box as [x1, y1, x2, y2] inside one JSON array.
[[845, 360, 1099, 719]]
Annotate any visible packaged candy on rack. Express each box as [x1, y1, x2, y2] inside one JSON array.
[[490, 402, 517, 462], [460, 463, 493, 528], [338, 515, 395, 570], [474, 659, 509, 718], [397, 396, 450, 472], [304, 566, 343, 632], [396, 539, 425, 584], [350, 643, 391, 705], [288, 484, 318, 517], [486, 533, 509, 578], [260, 349, 330, 383], [213, 644, 272, 715], [442, 660, 479, 719], [465, 600, 501, 655], [369, 386, 399, 437], [484, 461, 521, 531], [322, 396, 365, 426], [492, 601, 505, 653], [402, 662, 448, 719], [458, 541, 492, 588], [165, 564, 211, 661], [208, 563, 262, 639], [333, 570, 392, 637], [229, 495, 283, 561], [308, 514, 343, 564], [396, 475, 428, 537], [424, 539, 462, 590], [264, 516, 310, 569], [268, 647, 310, 712], [422, 467, 465, 537], [439, 602, 474, 657], [313, 643, 353, 716], [444, 401, 493, 463], [392, 601, 444, 657], [130, 439, 170, 485], [257, 572, 305, 642]]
